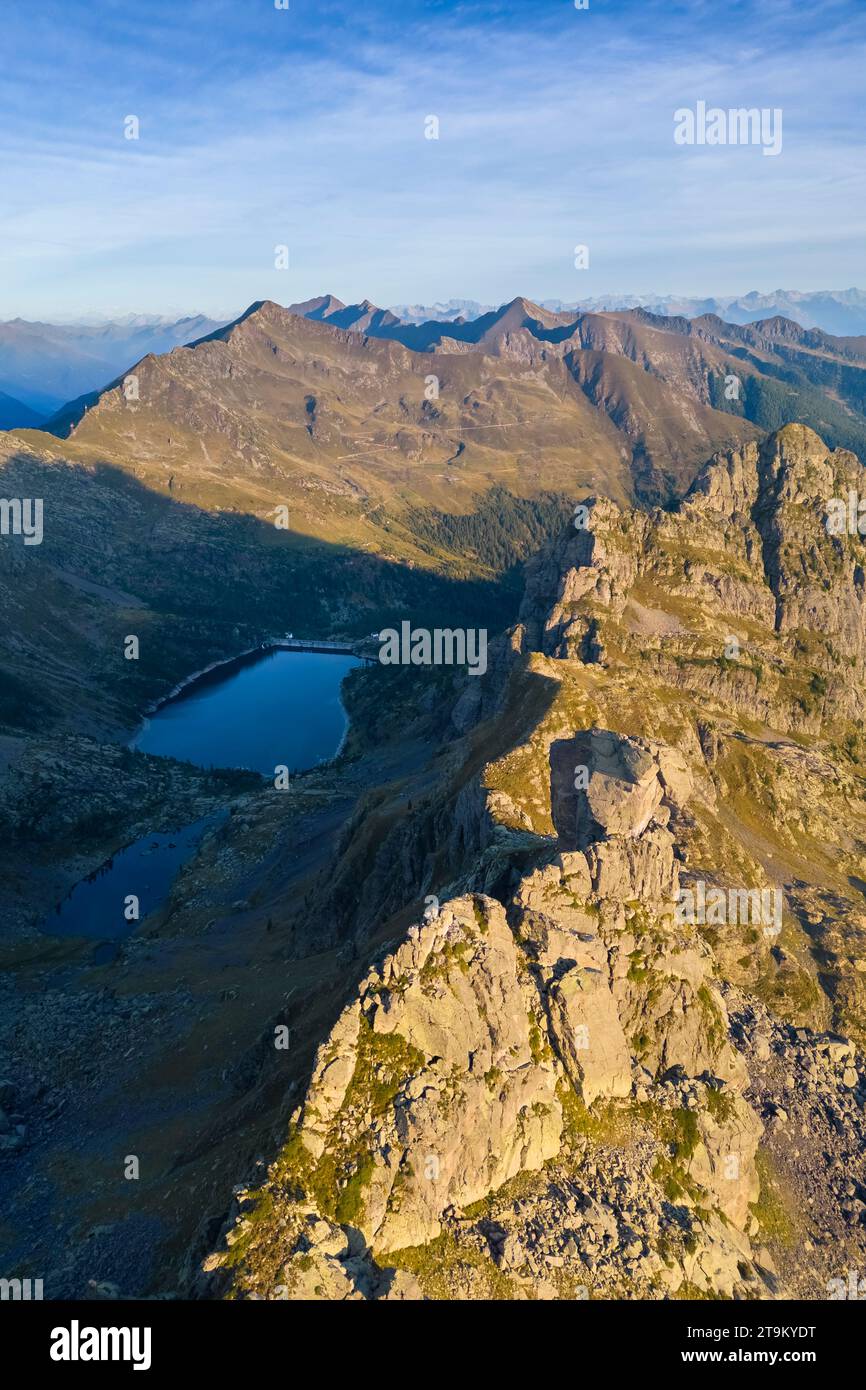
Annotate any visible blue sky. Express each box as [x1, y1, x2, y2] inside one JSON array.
[[0, 0, 864, 319]]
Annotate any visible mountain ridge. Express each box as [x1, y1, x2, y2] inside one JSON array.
[[28, 292, 866, 525], [29, 294, 769, 514]]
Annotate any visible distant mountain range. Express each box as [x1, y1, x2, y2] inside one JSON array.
[[274, 291, 866, 482], [392, 289, 866, 336], [3, 289, 866, 431], [0, 313, 224, 422]]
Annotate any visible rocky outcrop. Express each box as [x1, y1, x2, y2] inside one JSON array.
[[287, 896, 562, 1255], [519, 499, 645, 658], [550, 729, 693, 848], [519, 424, 866, 731], [213, 728, 769, 1299], [211, 861, 769, 1299], [547, 960, 632, 1105]]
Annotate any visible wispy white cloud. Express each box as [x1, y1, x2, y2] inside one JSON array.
[[0, 0, 863, 315]]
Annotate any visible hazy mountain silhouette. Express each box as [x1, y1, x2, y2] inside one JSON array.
[[0, 313, 226, 414], [0, 388, 44, 429]]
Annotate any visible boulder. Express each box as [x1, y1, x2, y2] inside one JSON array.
[[550, 729, 693, 850]]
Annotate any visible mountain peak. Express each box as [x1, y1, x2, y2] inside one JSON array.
[[287, 294, 346, 320], [497, 295, 547, 320]]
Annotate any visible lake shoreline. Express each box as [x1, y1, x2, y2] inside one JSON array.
[[130, 639, 361, 773], [139, 640, 278, 721], [133, 636, 364, 745]]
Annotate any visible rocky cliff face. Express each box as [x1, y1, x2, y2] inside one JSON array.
[[205, 424, 866, 1301], [523, 425, 866, 727], [209, 861, 770, 1301]]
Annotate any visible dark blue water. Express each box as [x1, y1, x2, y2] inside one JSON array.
[[45, 812, 223, 943], [44, 648, 359, 943], [132, 648, 360, 774]]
